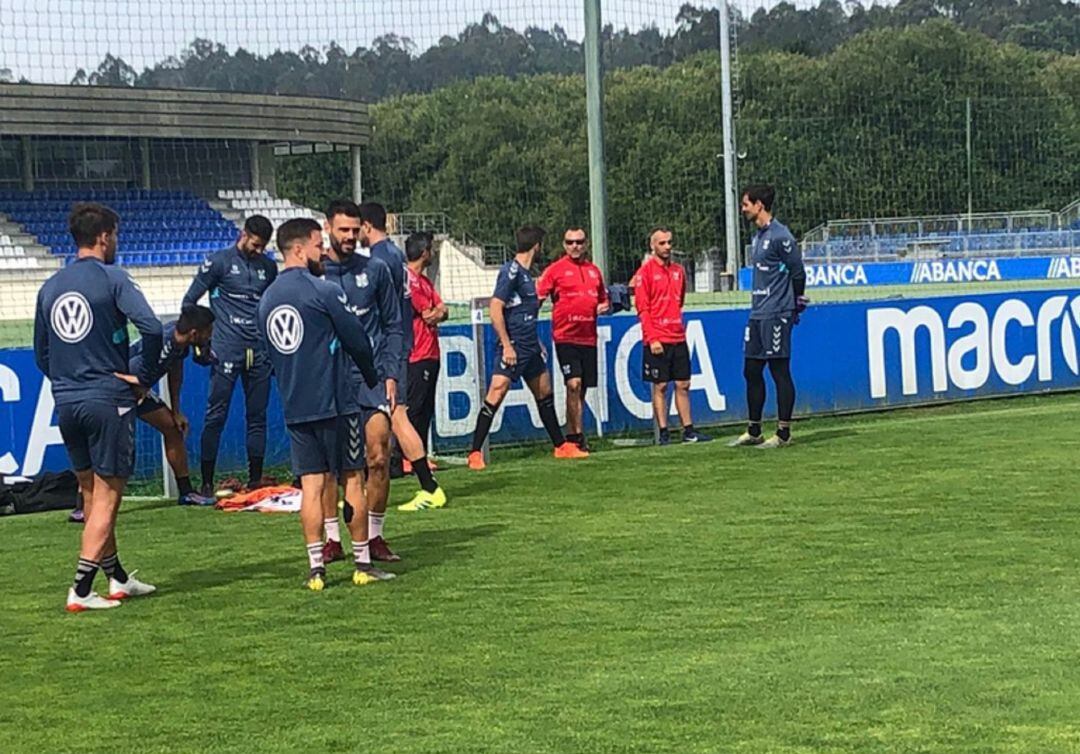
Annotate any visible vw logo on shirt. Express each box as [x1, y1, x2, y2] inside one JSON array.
[[50, 292, 93, 344], [267, 305, 304, 354]]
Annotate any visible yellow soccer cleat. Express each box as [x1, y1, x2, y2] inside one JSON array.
[[397, 487, 448, 512], [757, 435, 792, 449], [305, 573, 325, 592]]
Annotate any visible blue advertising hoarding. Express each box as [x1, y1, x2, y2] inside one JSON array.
[[3, 287, 1080, 478]]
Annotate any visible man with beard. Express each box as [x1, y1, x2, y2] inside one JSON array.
[[258, 218, 379, 591], [320, 199, 406, 576], [357, 202, 447, 556], [182, 215, 277, 495]]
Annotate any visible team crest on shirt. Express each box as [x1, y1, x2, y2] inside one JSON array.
[[356, 272, 369, 288], [763, 240, 771, 250], [257, 269, 266, 281], [222, 361, 234, 375], [230, 264, 240, 275]]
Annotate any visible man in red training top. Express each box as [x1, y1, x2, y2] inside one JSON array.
[[633, 227, 711, 445], [537, 227, 609, 451]]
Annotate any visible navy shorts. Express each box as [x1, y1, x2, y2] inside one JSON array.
[[57, 401, 136, 478], [136, 392, 168, 419], [745, 316, 793, 360], [493, 344, 547, 383], [642, 341, 691, 383], [287, 418, 341, 478], [555, 343, 598, 388], [338, 408, 392, 472]]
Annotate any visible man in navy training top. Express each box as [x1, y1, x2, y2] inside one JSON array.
[[467, 225, 590, 469], [182, 215, 277, 495], [730, 183, 807, 449], [321, 199, 415, 573], [357, 202, 447, 559], [258, 217, 381, 592], [129, 304, 217, 507], [34, 203, 163, 612]]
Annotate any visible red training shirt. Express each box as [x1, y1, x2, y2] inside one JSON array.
[[537, 255, 608, 346], [632, 254, 687, 345], [408, 267, 443, 363]]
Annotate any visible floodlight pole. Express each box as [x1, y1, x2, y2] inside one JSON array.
[[351, 146, 363, 203], [583, 0, 609, 280]]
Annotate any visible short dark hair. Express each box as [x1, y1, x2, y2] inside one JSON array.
[[648, 226, 673, 244], [276, 217, 322, 254], [742, 184, 776, 211], [243, 214, 273, 242], [68, 203, 119, 248], [325, 199, 361, 223], [516, 225, 546, 254], [358, 202, 388, 231], [563, 227, 588, 239], [176, 304, 215, 333], [405, 231, 434, 262]]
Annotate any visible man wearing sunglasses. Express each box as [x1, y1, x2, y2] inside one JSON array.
[[536, 228, 609, 451]]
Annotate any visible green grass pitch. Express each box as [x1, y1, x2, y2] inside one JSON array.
[[2, 394, 1080, 753]]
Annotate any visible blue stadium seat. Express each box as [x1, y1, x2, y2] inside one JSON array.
[[0, 188, 240, 266]]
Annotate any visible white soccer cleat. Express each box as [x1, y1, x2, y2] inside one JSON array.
[[66, 589, 121, 612], [107, 571, 157, 600], [728, 432, 765, 447]]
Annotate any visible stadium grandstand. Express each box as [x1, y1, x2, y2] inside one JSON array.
[[800, 199, 1080, 263], [0, 83, 368, 322]]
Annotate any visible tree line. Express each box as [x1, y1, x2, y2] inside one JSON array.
[[277, 21, 1079, 278], [64, 1, 1080, 96]]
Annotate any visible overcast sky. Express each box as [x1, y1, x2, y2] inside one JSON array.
[[0, 0, 805, 83]]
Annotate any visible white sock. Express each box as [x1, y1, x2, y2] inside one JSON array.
[[369, 512, 385, 539], [324, 517, 341, 543], [306, 542, 324, 572], [352, 539, 370, 567]]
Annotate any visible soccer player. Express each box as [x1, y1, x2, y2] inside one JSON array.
[[536, 227, 609, 452], [34, 203, 162, 611], [358, 203, 446, 544], [400, 231, 447, 479], [467, 225, 589, 469], [633, 227, 711, 445], [258, 217, 381, 591], [731, 184, 806, 449], [321, 199, 403, 573], [182, 215, 277, 496], [128, 305, 217, 507]]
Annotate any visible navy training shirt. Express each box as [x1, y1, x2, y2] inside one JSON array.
[[258, 267, 378, 426], [34, 256, 163, 406], [323, 253, 402, 414], [367, 239, 413, 358], [182, 244, 277, 356], [129, 321, 189, 387], [491, 258, 540, 350], [749, 220, 806, 320]]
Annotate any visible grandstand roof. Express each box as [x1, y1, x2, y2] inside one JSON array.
[[0, 83, 370, 146]]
